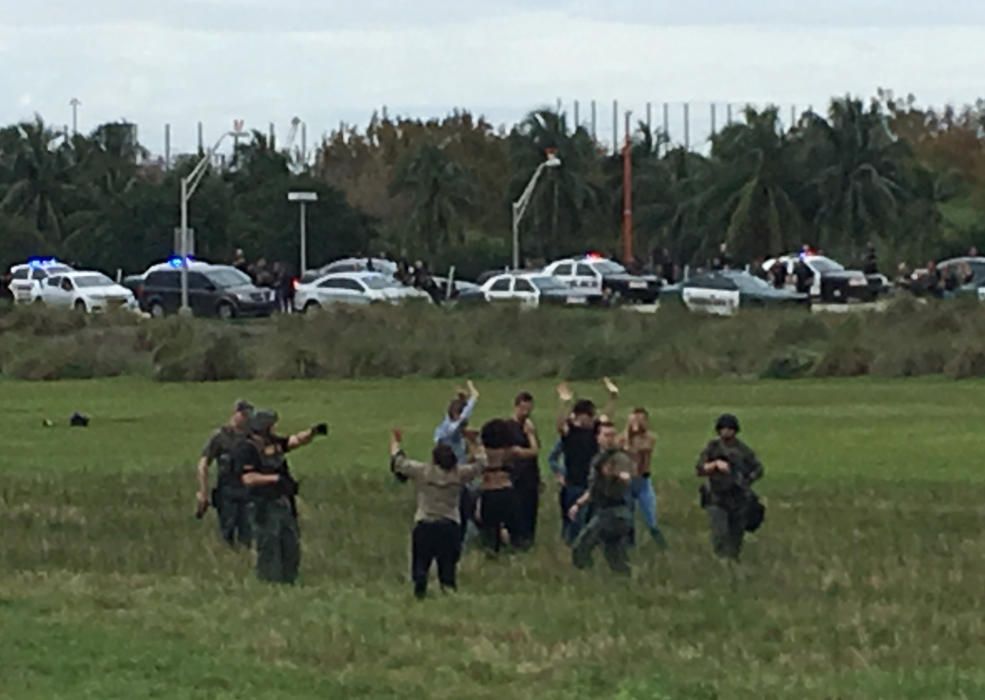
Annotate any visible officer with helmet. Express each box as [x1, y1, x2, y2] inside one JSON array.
[[695, 414, 765, 561], [234, 410, 328, 584]]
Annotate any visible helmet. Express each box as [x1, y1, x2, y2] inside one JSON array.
[[715, 413, 740, 433], [249, 409, 279, 434]]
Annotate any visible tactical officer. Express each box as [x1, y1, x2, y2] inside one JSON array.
[[196, 399, 254, 546], [234, 410, 327, 584], [568, 420, 636, 575], [696, 414, 765, 561]]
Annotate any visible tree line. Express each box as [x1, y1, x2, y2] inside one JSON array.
[[2, 90, 984, 278]]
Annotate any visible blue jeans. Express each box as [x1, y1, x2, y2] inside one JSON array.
[[560, 484, 588, 545], [628, 476, 666, 545]]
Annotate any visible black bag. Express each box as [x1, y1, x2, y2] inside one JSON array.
[[745, 493, 765, 532]]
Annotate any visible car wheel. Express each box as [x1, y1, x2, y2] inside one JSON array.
[[149, 302, 165, 318], [217, 302, 235, 320], [303, 301, 321, 314], [74, 299, 87, 313]]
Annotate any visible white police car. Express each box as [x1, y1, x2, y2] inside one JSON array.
[[543, 254, 661, 303], [480, 272, 601, 308], [7, 259, 75, 304], [39, 270, 138, 313]]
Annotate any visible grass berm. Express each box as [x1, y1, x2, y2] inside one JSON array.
[[1, 296, 985, 382], [2, 377, 985, 699]]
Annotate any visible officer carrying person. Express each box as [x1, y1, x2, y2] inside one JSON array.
[[196, 399, 254, 547], [567, 419, 637, 575], [696, 414, 765, 562], [233, 410, 328, 584]]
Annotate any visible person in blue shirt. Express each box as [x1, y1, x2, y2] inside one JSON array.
[[433, 381, 480, 546], [433, 380, 479, 463]]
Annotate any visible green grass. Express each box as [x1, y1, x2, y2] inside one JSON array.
[[3, 377, 985, 699]]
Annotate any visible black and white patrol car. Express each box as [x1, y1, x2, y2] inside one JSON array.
[[479, 271, 602, 308], [7, 258, 74, 304], [661, 270, 809, 315], [763, 253, 882, 303], [542, 255, 661, 304]]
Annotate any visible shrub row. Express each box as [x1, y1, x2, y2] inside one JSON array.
[[2, 298, 985, 381]]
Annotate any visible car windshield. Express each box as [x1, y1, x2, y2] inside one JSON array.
[[532, 276, 566, 291], [361, 275, 396, 290], [591, 260, 627, 275], [808, 257, 844, 273], [73, 274, 115, 288], [206, 267, 252, 288]]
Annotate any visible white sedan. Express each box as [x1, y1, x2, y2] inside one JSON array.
[[39, 271, 138, 313], [480, 272, 602, 307], [294, 272, 431, 312]]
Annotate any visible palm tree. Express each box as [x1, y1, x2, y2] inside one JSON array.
[[508, 109, 603, 258], [389, 141, 475, 254], [0, 116, 73, 252], [699, 106, 805, 262], [800, 98, 907, 255]]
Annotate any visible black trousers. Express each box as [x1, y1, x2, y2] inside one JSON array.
[[411, 519, 461, 597], [511, 478, 539, 549], [479, 488, 518, 552]]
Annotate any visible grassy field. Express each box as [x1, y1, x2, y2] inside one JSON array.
[[2, 377, 985, 699]]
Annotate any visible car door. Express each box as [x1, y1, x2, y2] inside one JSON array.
[[512, 277, 539, 307], [187, 272, 216, 316], [551, 263, 574, 288], [484, 276, 513, 302], [682, 277, 740, 316], [41, 275, 64, 307], [573, 264, 601, 293], [58, 276, 78, 308]]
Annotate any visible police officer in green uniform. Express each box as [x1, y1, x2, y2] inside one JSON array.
[[196, 400, 254, 547], [696, 414, 765, 561], [234, 410, 327, 584], [567, 420, 636, 575]]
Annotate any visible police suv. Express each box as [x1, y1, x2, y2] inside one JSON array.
[[7, 259, 74, 304], [542, 255, 661, 304]]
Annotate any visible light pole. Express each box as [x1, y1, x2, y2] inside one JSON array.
[[288, 192, 318, 275], [178, 129, 240, 314], [69, 98, 81, 135], [512, 150, 561, 270]]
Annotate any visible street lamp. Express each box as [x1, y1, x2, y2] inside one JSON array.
[[512, 150, 562, 270], [178, 129, 240, 315], [288, 191, 318, 275]]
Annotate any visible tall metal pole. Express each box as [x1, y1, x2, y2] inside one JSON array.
[[612, 100, 619, 155], [574, 100, 580, 130], [180, 179, 190, 314], [790, 104, 797, 130], [646, 102, 652, 135], [512, 206, 520, 271], [662, 103, 670, 153], [622, 111, 633, 265], [684, 103, 690, 150], [300, 202, 308, 274], [197, 122, 204, 154], [590, 100, 597, 142], [727, 103, 733, 125], [269, 122, 276, 149], [69, 98, 80, 135], [711, 103, 717, 137], [164, 124, 171, 171], [301, 122, 308, 169]]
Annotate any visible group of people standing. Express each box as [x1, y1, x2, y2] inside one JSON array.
[[194, 383, 767, 595], [231, 249, 295, 312]]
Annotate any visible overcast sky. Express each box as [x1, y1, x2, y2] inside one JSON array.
[[2, 1, 984, 153]]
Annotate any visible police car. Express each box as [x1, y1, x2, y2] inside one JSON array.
[[38, 270, 138, 313], [661, 270, 809, 316], [542, 255, 661, 303], [7, 258, 75, 304], [479, 272, 601, 308], [762, 253, 880, 303]]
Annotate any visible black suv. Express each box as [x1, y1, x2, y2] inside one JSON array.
[[138, 265, 276, 319]]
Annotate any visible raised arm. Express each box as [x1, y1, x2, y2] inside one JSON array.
[[389, 429, 427, 480], [600, 377, 620, 421], [556, 382, 574, 435]]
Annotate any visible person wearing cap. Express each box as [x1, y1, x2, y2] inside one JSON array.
[[696, 414, 765, 561], [197, 400, 254, 547], [234, 410, 327, 584]]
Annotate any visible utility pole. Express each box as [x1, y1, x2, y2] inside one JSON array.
[[622, 110, 633, 265], [69, 98, 81, 135]]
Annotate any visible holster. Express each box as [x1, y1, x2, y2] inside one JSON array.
[[210, 487, 219, 508]]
